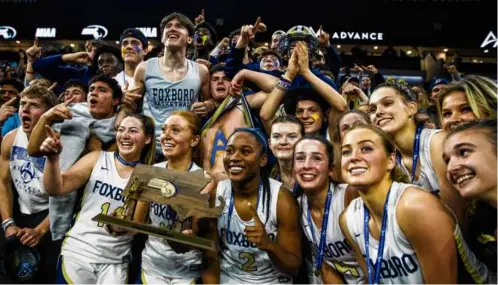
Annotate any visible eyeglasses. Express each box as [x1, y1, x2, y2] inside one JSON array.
[[432, 88, 440, 93]]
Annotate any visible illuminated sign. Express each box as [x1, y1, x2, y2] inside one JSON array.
[[81, 25, 108, 39], [35, 28, 56, 38], [136, 27, 157, 38], [332, 31, 384, 41], [481, 31, 497, 48], [0, 26, 17, 39]]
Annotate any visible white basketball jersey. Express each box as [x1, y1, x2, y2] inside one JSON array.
[[399, 128, 440, 194], [61, 151, 133, 264], [215, 178, 293, 284], [300, 183, 364, 284], [141, 161, 204, 279], [344, 182, 490, 284], [9, 128, 48, 214], [344, 182, 424, 284]]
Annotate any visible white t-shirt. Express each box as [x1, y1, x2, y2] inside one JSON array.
[[114, 71, 135, 89]]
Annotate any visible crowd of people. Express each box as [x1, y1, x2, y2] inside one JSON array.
[[0, 10, 496, 284]]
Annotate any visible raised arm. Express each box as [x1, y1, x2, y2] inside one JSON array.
[[296, 42, 347, 113], [259, 48, 299, 133], [397, 187, 458, 283], [42, 128, 99, 196], [27, 98, 75, 157], [232, 69, 279, 94]]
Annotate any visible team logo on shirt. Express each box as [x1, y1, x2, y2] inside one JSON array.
[[20, 161, 36, 184], [150, 88, 195, 108], [11, 146, 46, 184]]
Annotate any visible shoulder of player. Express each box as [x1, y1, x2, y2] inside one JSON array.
[[81, 150, 102, 166], [396, 186, 447, 227], [135, 61, 148, 77], [0, 129, 17, 159], [276, 184, 298, 209], [429, 130, 447, 154], [197, 63, 209, 77]]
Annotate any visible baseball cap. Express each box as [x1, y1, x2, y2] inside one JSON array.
[[283, 87, 330, 115], [120, 28, 148, 49], [429, 77, 449, 90]]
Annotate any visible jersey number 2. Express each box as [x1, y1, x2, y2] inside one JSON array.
[[239, 252, 257, 272]]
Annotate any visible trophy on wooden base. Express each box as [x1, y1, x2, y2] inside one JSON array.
[[92, 164, 224, 251]]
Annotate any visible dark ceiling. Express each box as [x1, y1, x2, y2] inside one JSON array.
[[1, 0, 496, 48]]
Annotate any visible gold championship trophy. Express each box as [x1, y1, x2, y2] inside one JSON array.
[[92, 164, 225, 251]]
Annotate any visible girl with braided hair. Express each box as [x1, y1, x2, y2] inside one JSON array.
[[208, 127, 302, 284]]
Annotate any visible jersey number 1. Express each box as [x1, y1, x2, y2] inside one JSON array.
[[98, 202, 124, 227]]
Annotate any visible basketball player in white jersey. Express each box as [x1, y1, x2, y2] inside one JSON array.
[[131, 111, 214, 284], [339, 124, 489, 284], [293, 134, 364, 284], [0, 85, 59, 283], [206, 128, 302, 284], [40, 114, 156, 284], [118, 12, 214, 158], [368, 81, 466, 225]]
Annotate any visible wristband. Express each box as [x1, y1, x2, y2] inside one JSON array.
[[26, 71, 35, 74], [276, 77, 292, 91], [2, 218, 15, 232]]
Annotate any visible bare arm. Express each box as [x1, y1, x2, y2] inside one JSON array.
[[246, 91, 269, 110], [430, 131, 466, 227], [27, 114, 52, 157], [259, 48, 299, 133], [43, 150, 100, 196], [198, 63, 212, 102], [339, 211, 368, 284], [397, 187, 458, 283], [296, 42, 347, 114], [259, 84, 287, 134], [0, 131, 16, 222], [266, 186, 303, 275], [27, 100, 74, 157], [235, 69, 279, 93], [201, 218, 220, 284], [301, 69, 347, 113], [321, 261, 346, 284]]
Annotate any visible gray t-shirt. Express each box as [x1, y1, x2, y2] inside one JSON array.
[[49, 102, 116, 240], [142, 57, 201, 153]]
